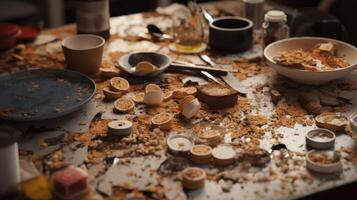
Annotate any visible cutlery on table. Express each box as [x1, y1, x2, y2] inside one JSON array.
[[171, 61, 238, 77], [199, 54, 249, 94], [172, 60, 223, 84], [147, 24, 172, 40], [201, 7, 214, 23]]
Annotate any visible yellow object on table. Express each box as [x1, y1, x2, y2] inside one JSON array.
[[22, 176, 52, 200]]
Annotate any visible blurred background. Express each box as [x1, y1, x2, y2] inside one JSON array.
[[0, 0, 356, 45]]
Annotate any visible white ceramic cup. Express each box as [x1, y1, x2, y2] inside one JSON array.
[[182, 98, 201, 119], [62, 34, 105, 74], [144, 90, 164, 106], [0, 125, 21, 195]]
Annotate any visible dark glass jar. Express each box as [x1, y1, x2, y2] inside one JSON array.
[[76, 0, 110, 40]]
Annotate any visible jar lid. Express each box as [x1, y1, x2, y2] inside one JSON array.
[[243, 0, 264, 3], [264, 10, 287, 22], [18, 26, 39, 40], [0, 23, 20, 37], [0, 125, 21, 148]]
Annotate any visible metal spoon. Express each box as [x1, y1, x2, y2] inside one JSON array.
[[172, 60, 223, 84], [146, 24, 172, 40], [201, 7, 214, 23], [199, 54, 249, 94]]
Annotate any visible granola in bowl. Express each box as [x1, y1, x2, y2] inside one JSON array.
[[273, 42, 350, 72]]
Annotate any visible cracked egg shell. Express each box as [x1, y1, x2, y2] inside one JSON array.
[[151, 113, 173, 130], [198, 130, 222, 145], [114, 98, 135, 113], [110, 77, 130, 92], [163, 89, 173, 101], [135, 61, 159, 75], [100, 67, 121, 78], [172, 87, 197, 99], [131, 92, 145, 103], [103, 87, 122, 99], [145, 83, 161, 93], [315, 112, 348, 132]]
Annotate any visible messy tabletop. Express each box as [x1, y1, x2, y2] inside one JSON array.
[[1, 1, 357, 200]]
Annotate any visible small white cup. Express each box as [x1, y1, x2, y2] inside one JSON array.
[[0, 125, 21, 195], [144, 90, 164, 106]]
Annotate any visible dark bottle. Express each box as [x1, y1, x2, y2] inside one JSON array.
[[76, 0, 110, 40]]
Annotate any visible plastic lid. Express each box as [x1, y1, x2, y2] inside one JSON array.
[[0, 23, 20, 37], [0, 125, 21, 148], [264, 10, 287, 22], [243, 0, 264, 3], [19, 26, 39, 40]]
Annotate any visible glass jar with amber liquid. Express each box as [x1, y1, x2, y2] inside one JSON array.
[[172, 0, 204, 52], [76, 0, 110, 40]]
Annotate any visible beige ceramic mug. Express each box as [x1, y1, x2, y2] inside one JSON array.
[[62, 34, 105, 74]]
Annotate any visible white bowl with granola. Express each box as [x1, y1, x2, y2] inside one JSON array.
[[264, 37, 357, 85]]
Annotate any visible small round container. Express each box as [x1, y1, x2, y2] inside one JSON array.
[[306, 128, 336, 149], [209, 17, 253, 52], [103, 87, 122, 99], [107, 120, 132, 137], [349, 112, 357, 134], [110, 77, 130, 92], [306, 150, 342, 174], [190, 144, 212, 164], [0, 23, 21, 50], [179, 95, 201, 119], [151, 113, 173, 130], [114, 98, 135, 113], [181, 167, 206, 190], [212, 145, 236, 166], [167, 134, 192, 155]]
